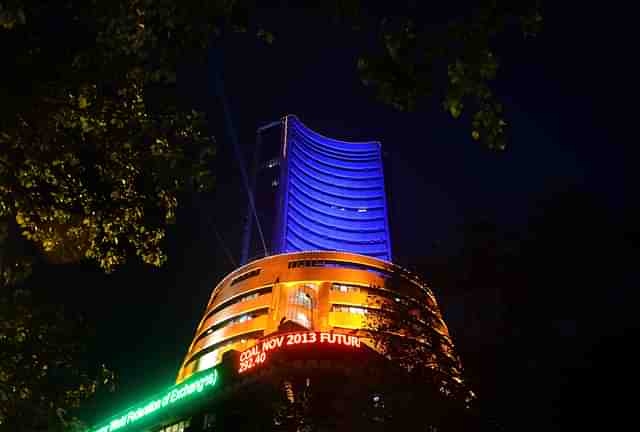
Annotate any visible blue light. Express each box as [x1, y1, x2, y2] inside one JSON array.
[[274, 116, 392, 261]]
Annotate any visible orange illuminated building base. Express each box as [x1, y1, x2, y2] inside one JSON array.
[[177, 251, 454, 383]]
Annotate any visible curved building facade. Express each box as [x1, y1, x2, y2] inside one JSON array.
[[273, 116, 392, 261], [177, 251, 457, 383]]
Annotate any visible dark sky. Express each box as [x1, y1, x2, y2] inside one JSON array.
[[39, 2, 635, 430]]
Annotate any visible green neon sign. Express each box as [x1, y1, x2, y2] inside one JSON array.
[[90, 369, 218, 432]]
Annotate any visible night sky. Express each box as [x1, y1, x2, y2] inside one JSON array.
[[33, 3, 636, 431]]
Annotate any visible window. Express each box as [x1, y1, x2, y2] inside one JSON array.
[[296, 312, 311, 328], [184, 330, 264, 368], [266, 158, 279, 168], [292, 291, 313, 308], [372, 394, 384, 409], [203, 413, 216, 430], [159, 419, 190, 432], [331, 283, 360, 293], [371, 394, 385, 422], [230, 268, 261, 286], [204, 287, 272, 322], [286, 286, 315, 329], [287, 259, 392, 278], [222, 310, 263, 327], [331, 304, 368, 315], [239, 292, 260, 303], [366, 286, 428, 309], [195, 308, 269, 344]]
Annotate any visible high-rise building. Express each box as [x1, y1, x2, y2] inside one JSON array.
[[87, 116, 470, 432], [272, 115, 392, 261]]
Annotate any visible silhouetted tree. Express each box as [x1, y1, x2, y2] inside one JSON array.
[[408, 188, 629, 432], [0, 289, 115, 431]]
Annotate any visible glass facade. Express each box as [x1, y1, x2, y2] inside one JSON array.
[[274, 116, 392, 261], [286, 284, 316, 329]]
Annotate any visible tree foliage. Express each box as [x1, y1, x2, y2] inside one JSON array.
[[0, 289, 115, 431], [403, 189, 629, 431], [0, 0, 226, 274], [355, 0, 542, 150], [365, 271, 474, 406], [0, 1, 230, 430], [219, 360, 479, 432]]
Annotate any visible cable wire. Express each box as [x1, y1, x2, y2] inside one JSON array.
[[213, 72, 268, 259], [211, 219, 237, 268]]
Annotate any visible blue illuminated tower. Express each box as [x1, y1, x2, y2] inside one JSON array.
[[272, 115, 392, 261]]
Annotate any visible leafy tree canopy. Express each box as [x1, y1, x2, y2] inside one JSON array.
[[0, 0, 224, 275], [365, 270, 473, 406], [353, 0, 542, 150], [0, 1, 228, 429]]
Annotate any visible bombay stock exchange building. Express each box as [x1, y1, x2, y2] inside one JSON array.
[[273, 115, 392, 260], [88, 116, 469, 432], [177, 116, 461, 384]]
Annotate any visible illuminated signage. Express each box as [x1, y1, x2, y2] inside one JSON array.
[[238, 331, 361, 374], [90, 369, 218, 432]]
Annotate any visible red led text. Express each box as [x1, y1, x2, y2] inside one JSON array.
[[238, 331, 361, 373]]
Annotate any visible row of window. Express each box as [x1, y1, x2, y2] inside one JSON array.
[[230, 268, 261, 286], [287, 259, 391, 276], [185, 330, 265, 368], [196, 308, 269, 344], [331, 304, 369, 315], [288, 259, 324, 269], [224, 258, 429, 301], [205, 287, 272, 323], [290, 291, 314, 308], [239, 291, 261, 303], [332, 283, 405, 305], [331, 283, 361, 293], [203, 282, 425, 342], [225, 260, 425, 298], [332, 280, 433, 311]]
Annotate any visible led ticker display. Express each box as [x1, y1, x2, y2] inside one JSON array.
[[90, 369, 218, 432], [238, 331, 361, 374]]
